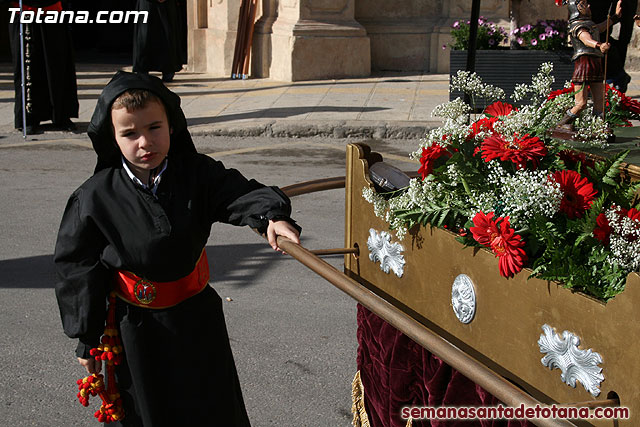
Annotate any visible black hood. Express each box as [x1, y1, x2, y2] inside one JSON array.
[[88, 71, 196, 174]]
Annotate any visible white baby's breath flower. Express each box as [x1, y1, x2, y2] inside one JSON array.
[[445, 163, 460, 183], [471, 162, 562, 227], [362, 187, 389, 220], [605, 205, 640, 271], [432, 98, 472, 120], [450, 70, 505, 102], [511, 62, 555, 105], [493, 105, 538, 137], [412, 117, 469, 158], [574, 114, 609, 148]]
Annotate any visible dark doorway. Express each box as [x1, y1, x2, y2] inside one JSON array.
[[65, 0, 136, 63]]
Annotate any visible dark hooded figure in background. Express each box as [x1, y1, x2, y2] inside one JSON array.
[[8, 0, 79, 133], [591, 0, 638, 92], [132, 0, 185, 82]]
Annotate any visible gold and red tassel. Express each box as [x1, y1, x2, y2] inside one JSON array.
[[76, 292, 125, 423]]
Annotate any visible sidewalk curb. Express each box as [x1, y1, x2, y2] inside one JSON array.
[[189, 120, 440, 140]]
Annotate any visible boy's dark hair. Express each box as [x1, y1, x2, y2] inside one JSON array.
[[111, 89, 164, 112]]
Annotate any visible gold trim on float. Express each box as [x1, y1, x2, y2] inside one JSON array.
[[351, 370, 412, 427], [351, 371, 370, 427]]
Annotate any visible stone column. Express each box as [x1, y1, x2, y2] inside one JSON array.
[[256, 0, 371, 81], [252, 0, 277, 78]]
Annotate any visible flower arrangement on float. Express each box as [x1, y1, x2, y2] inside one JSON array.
[[364, 63, 640, 301]]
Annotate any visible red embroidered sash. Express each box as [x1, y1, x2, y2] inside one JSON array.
[[114, 250, 210, 309]]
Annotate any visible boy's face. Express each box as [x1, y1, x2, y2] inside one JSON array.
[[111, 100, 171, 180]]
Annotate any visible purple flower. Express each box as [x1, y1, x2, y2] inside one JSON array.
[[489, 38, 496, 45], [442, 44, 447, 50], [517, 37, 524, 45], [453, 20, 460, 29], [478, 18, 485, 25], [531, 39, 538, 46], [513, 28, 520, 35], [524, 24, 532, 32], [553, 30, 559, 36], [539, 34, 546, 41]]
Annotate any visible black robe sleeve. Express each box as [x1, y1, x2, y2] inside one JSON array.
[[204, 156, 300, 234], [53, 191, 111, 358]]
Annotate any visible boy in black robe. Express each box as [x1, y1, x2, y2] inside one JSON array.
[[54, 71, 301, 426]]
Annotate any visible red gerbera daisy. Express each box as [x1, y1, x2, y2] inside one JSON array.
[[552, 170, 597, 219], [481, 133, 547, 169], [418, 143, 451, 179], [558, 150, 596, 175], [468, 116, 498, 140], [606, 84, 640, 115], [627, 208, 640, 222], [547, 84, 574, 101], [484, 101, 515, 118], [619, 93, 640, 115], [470, 211, 528, 278], [593, 213, 612, 245]]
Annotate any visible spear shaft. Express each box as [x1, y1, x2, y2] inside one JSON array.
[[19, 0, 26, 138], [603, 0, 615, 121]]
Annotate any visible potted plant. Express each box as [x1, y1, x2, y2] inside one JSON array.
[[449, 18, 574, 108]]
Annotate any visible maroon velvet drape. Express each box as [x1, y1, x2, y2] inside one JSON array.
[[356, 304, 534, 427]]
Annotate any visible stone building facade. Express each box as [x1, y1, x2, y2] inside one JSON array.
[[187, 0, 637, 81]]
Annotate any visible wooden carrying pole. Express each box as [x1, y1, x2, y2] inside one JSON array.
[[602, 1, 614, 119], [231, 0, 250, 79], [231, 0, 257, 79], [242, 0, 258, 79]]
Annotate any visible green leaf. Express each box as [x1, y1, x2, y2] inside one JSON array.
[[602, 150, 629, 187]]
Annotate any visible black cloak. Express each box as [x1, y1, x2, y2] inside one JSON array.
[[55, 71, 297, 426], [132, 0, 184, 74], [9, 0, 79, 128]]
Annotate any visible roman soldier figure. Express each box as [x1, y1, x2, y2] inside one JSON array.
[[556, 0, 622, 131]]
